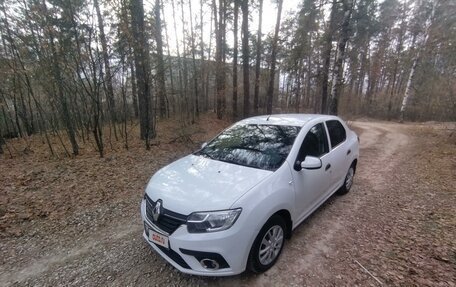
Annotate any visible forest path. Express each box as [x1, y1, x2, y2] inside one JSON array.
[[1, 121, 454, 286]]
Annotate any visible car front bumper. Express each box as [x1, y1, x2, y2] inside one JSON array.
[[140, 199, 252, 276]]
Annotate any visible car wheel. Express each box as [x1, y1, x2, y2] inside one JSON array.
[[248, 215, 286, 273], [337, 164, 355, 195]]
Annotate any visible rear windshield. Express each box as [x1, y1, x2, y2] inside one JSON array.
[[195, 124, 301, 171]]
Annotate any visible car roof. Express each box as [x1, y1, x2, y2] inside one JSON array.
[[238, 114, 336, 127]]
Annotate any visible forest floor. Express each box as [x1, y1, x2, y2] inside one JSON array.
[[0, 114, 455, 286]]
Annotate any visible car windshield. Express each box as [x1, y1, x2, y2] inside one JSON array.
[[195, 124, 301, 171]]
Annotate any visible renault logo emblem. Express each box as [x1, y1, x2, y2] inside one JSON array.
[[152, 200, 162, 222]]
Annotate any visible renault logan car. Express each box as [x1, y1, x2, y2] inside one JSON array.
[[141, 114, 359, 276]]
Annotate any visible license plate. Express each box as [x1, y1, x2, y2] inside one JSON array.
[[149, 229, 169, 249]]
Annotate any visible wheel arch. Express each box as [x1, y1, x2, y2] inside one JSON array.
[[352, 158, 358, 172], [272, 209, 293, 239]]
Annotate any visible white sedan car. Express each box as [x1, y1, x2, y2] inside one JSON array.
[[141, 114, 359, 276]]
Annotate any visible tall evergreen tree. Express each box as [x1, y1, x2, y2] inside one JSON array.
[[130, 0, 155, 147], [266, 0, 283, 114], [253, 0, 263, 115], [241, 0, 250, 117]]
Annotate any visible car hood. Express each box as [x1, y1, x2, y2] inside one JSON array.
[[145, 154, 272, 215]]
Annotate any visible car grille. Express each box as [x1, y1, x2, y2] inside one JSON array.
[[145, 194, 187, 234]]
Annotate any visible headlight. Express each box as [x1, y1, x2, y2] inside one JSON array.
[[187, 208, 242, 233]]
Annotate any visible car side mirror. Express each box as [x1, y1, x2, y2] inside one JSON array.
[[201, 142, 207, 149], [301, 156, 322, 170]]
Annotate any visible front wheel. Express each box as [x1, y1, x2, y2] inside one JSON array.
[[337, 164, 355, 195], [247, 215, 286, 273]]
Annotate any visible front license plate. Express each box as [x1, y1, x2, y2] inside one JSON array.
[[149, 230, 169, 249]]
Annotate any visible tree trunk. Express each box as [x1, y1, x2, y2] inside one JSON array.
[[387, 6, 406, 120], [215, 0, 226, 119], [199, 0, 206, 112], [189, 0, 199, 121], [305, 50, 312, 108], [320, 0, 337, 114], [154, 0, 168, 119], [94, 0, 117, 123], [171, 0, 185, 122], [180, 0, 190, 121], [160, 3, 174, 115], [12, 91, 23, 138], [399, 56, 417, 122], [129, 59, 139, 118], [266, 0, 283, 114], [206, 1, 214, 111], [328, 0, 354, 115], [295, 67, 302, 113], [400, 1, 437, 122], [232, 0, 239, 119], [121, 0, 139, 119], [241, 0, 250, 117], [253, 0, 263, 115], [130, 0, 155, 146]]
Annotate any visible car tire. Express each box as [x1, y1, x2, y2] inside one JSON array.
[[247, 215, 286, 273], [337, 164, 355, 195]]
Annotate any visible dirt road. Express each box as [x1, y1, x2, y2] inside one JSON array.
[[1, 121, 455, 286]]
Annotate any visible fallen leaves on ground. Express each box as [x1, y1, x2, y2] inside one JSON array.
[[0, 114, 230, 238]]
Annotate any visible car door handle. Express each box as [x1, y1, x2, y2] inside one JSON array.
[[347, 149, 351, 155], [325, 164, 331, 171]]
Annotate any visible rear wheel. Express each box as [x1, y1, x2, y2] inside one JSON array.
[[337, 164, 355, 195], [248, 215, 286, 273]]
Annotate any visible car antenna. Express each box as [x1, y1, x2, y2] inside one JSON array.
[[266, 115, 271, 121]]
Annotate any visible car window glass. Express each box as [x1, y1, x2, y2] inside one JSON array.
[[297, 123, 329, 162], [326, 120, 346, 148], [195, 124, 301, 171]]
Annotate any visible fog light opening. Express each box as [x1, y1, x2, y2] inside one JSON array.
[[200, 258, 220, 270]]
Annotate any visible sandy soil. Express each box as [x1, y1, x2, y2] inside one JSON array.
[[0, 119, 455, 286]]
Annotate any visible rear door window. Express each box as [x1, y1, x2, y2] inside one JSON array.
[[326, 120, 346, 148]]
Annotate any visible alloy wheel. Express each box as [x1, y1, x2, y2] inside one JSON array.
[[258, 225, 284, 265]]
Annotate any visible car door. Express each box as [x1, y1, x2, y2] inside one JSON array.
[[291, 122, 332, 222], [325, 120, 348, 191]]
